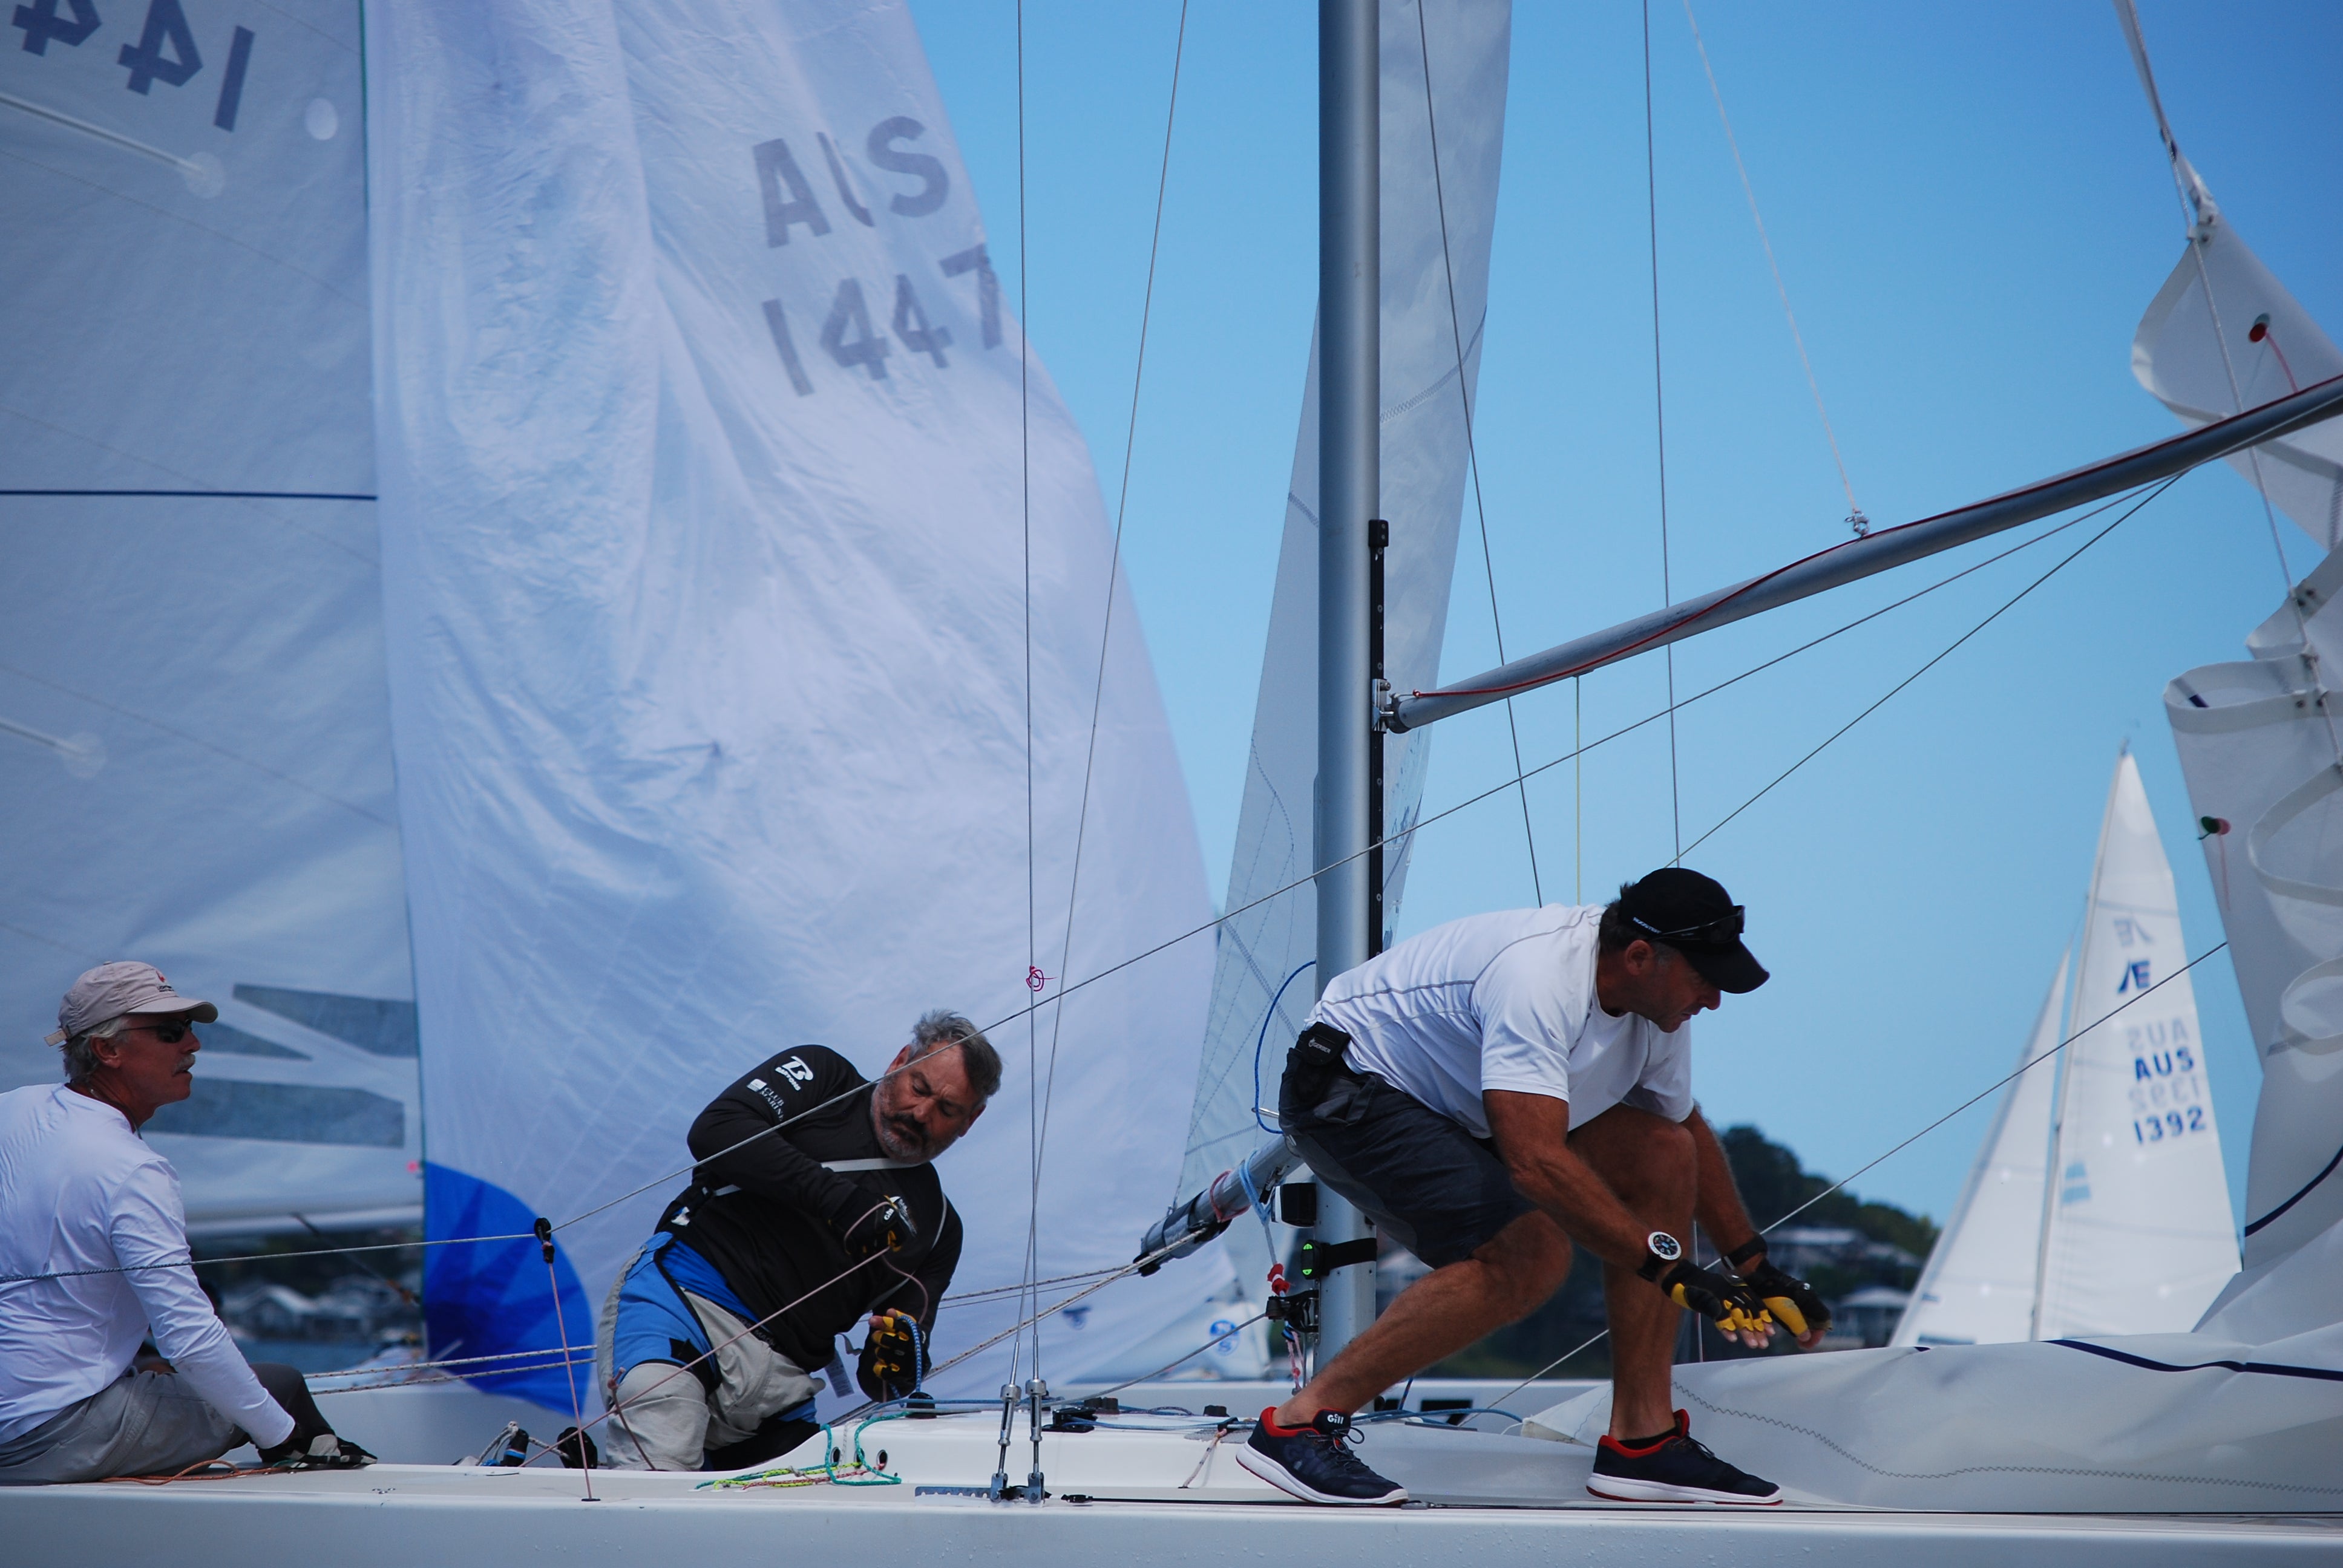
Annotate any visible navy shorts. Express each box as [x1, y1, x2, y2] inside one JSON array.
[[1279, 1044, 1533, 1269]]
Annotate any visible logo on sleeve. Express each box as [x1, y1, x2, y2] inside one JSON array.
[[778, 1056, 815, 1088]]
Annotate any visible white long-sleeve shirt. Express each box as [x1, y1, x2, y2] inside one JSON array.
[[0, 1085, 293, 1448]]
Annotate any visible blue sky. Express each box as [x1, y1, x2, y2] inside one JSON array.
[[907, 1, 2343, 1229]]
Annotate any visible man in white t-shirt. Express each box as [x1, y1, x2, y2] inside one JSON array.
[[1237, 869, 1832, 1509], [0, 962, 372, 1483]]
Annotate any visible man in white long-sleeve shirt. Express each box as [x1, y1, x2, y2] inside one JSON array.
[[0, 962, 370, 1483]]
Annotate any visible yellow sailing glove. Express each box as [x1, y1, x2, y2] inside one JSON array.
[[857, 1309, 923, 1401], [1743, 1257, 1831, 1339], [1656, 1258, 1774, 1335]]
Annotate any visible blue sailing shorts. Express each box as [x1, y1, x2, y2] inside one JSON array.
[[1280, 1048, 1533, 1269], [609, 1234, 768, 1392]]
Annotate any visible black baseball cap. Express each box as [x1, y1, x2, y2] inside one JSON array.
[[1616, 868, 1769, 995]]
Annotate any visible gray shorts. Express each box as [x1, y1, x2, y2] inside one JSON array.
[[0, 1371, 247, 1485], [1281, 1049, 1535, 1269]]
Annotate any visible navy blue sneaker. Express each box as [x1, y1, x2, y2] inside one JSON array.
[[1587, 1410, 1780, 1505], [1237, 1409, 1408, 1505]]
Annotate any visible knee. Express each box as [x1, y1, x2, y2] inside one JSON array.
[[1606, 1116, 1696, 1212], [1479, 1219, 1570, 1322]]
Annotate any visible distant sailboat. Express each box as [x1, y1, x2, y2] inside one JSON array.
[[1895, 751, 2236, 1347], [1892, 955, 2065, 1345]]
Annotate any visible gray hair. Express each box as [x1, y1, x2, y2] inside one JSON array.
[[909, 1010, 1001, 1100], [58, 1014, 130, 1086]]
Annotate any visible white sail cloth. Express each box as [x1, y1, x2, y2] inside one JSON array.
[[2035, 752, 2235, 1336], [1892, 955, 2065, 1347], [2166, 541, 2343, 1275], [1898, 755, 2236, 1349], [366, 0, 1211, 1407], [0, 1, 420, 1232], [1525, 1323, 2343, 1511], [2120, 3, 2343, 551], [1175, 0, 1512, 1324]]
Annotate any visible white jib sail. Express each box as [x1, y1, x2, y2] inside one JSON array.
[[2033, 752, 2237, 1338], [367, 0, 1213, 1408], [1892, 952, 2067, 1347], [0, 0, 421, 1232], [1177, 0, 1512, 1315]]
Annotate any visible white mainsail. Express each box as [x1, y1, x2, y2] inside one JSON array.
[[0, 1, 420, 1232], [1891, 953, 2066, 1347], [1176, 0, 1512, 1313], [367, 0, 1213, 1407], [2033, 752, 2236, 1338]]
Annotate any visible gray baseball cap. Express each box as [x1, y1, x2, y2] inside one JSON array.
[[44, 961, 218, 1045]]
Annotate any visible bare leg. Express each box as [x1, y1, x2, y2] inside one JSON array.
[[1271, 1210, 1568, 1428], [1568, 1106, 1696, 1440]]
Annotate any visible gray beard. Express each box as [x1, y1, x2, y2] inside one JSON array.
[[872, 1108, 930, 1163]]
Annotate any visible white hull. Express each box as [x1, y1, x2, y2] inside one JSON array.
[[5, 1411, 2334, 1567]]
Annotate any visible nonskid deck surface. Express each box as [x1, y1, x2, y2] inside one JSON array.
[[2, 1413, 2337, 1566]]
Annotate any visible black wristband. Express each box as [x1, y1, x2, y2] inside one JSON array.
[[1724, 1235, 1768, 1269]]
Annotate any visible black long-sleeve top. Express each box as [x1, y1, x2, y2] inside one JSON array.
[[655, 1045, 961, 1374]]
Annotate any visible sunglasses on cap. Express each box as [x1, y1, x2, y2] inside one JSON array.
[[1628, 906, 1745, 946], [119, 1021, 195, 1045]]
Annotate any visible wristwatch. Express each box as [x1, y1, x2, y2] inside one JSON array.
[[1635, 1230, 1683, 1282]]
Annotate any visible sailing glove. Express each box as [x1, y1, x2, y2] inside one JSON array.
[[858, 1309, 922, 1401], [1656, 1259, 1773, 1336], [1742, 1258, 1831, 1338], [833, 1194, 914, 1259]]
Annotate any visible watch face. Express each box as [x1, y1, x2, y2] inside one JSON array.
[[1647, 1231, 1682, 1263]]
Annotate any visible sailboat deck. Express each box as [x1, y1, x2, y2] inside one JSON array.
[[4, 1414, 2335, 1566]]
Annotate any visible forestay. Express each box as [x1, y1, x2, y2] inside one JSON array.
[[0, 0, 420, 1232], [1176, 0, 1512, 1327], [367, 0, 1211, 1408], [1891, 954, 2064, 1347]]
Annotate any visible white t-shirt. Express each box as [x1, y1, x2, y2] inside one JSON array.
[[0, 1085, 293, 1448], [1308, 904, 1694, 1140]]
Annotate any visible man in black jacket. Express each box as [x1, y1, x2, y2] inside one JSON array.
[[595, 1010, 999, 1471]]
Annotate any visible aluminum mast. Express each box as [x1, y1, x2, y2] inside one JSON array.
[[1310, 0, 1382, 1362]]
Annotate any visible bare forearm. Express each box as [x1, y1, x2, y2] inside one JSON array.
[[1504, 1145, 1656, 1270], [1686, 1109, 1760, 1260]]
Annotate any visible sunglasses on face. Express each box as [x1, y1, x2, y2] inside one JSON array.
[[1630, 906, 1745, 945], [122, 1021, 193, 1045]]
